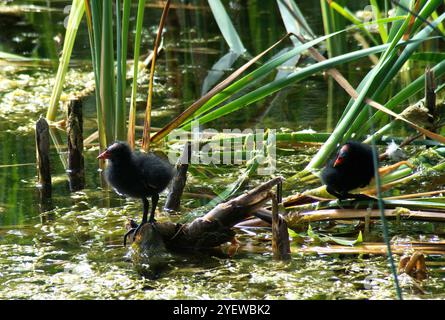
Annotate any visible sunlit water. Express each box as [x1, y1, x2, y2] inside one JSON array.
[[1, 0, 445, 299]]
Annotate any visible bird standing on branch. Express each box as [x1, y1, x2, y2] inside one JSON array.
[[98, 142, 174, 246]]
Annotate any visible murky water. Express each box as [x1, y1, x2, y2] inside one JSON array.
[[1, 0, 445, 299]]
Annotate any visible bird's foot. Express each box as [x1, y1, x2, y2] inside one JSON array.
[[123, 227, 136, 247], [132, 221, 148, 241], [335, 199, 345, 209], [148, 217, 157, 224], [123, 221, 148, 247]]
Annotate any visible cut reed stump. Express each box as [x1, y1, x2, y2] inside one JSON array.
[[164, 142, 191, 211], [67, 99, 85, 191], [271, 196, 291, 261], [130, 177, 283, 253], [425, 68, 436, 126], [399, 252, 428, 281], [35, 116, 52, 199]]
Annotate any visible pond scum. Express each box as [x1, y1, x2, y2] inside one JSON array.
[[1, 0, 445, 300]]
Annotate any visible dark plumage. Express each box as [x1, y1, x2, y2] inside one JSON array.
[[97, 142, 174, 245], [321, 141, 375, 200]]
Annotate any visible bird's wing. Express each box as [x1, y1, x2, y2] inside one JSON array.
[[137, 158, 158, 191], [142, 178, 157, 191]]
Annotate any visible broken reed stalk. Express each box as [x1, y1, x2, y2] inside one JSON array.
[[164, 142, 191, 211], [295, 242, 445, 255], [232, 240, 445, 256], [35, 116, 52, 199], [271, 195, 291, 261], [67, 99, 85, 191], [399, 251, 428, 280], [284, 208, 445, 228], [425, 67, 436, 130]]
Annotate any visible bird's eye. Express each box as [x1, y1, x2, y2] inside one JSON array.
[[340, 145, 349, 155]]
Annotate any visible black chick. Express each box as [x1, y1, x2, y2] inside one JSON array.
[[97, 142, 174, 245], [321, 141, 375, 200]]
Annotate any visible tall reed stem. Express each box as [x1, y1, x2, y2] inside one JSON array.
[[127, 0, 146, 149], [142, 0, 171, 152]]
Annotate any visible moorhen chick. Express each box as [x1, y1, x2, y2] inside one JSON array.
[[97, 142, 174, 246], [321, 141, 375, 200]]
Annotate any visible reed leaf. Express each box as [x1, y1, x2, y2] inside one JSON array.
[[180, 31, 342, 129], [345, 11, 445, 141], [328, 1, 379, 45], [115, 0, 124, 141], [100, 0, 115, 144], [277, 0, 315, 39], [46, 0, 84, 121], [208, 0, 246, 55], [150, 33, 293, 144], [181, 43, 397, 130], [142, 0, 171, 152], [86, 0, 107, 151], [127, 0, 146, 149], [304, 5, 443, 176], [370, 0, 388, 42], [117, 0, 131, 141], [179, 17, 406, 132]]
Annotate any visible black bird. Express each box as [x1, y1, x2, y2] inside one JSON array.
[[321, 141, 375, 200], [97, 142, 174, 245]]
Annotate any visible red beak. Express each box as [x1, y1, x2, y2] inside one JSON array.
[[333, 156, 344, 168], [97, 150, 110, 160], [333, 145, 349, 167]]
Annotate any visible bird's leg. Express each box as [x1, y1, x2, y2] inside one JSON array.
[[123, 229, 135, 247], [326, 186, 346, 200], [326, 186, 375, 207], [132, 198, 150, 240], [141, 197, 150, 225], [123, 198, 150, 246], [149, 193, 159, 224], [347, 193, 375, 201], [325, 186, 346, 208]]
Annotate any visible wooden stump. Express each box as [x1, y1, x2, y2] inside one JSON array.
[[164, 142, 191, 211], [425, 68, 436, 123], [271, 196, 291, 261], [67, 99, 85, 191], [35, 116, 52, 199]]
